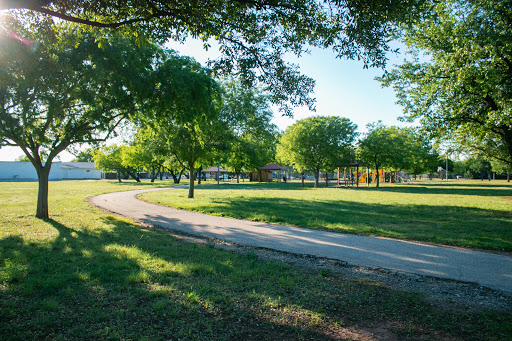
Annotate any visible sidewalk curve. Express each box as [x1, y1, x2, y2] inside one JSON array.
[[90, 186, 512, 295]]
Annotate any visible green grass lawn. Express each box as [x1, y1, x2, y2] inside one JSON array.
[[1, 180, 511, 340], [141, 179, 512, 251]]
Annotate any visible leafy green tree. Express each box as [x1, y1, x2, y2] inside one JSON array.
[[222, 80, 278, 182], [0, 21, 160, 218], [357, 122, 409, 187], [276, 132, 309, 187], [0, 16, 221, 217], [406, 130, 439, 178], [72, 148, 95, 162], [3, 0, 428, 114], [15, 155, 30, 162], [165, 113, 230, 198], [491, 159, 512, 182], [465, 155, 492, 180], [276, 116, 358, 188], [379, 0, 512, 167], [133, 53, 224, 197], [92, 145, 141, 182], [453, 160, 467, 177], [130, 128, 170, 182]]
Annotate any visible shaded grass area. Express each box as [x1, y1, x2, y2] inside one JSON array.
[[0, 181, 511, 340], [142, 180, 512, 251]]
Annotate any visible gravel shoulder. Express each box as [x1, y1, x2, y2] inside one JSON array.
[[138, 220, 512, 312]]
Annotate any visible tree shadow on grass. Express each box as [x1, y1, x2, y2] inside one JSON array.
[[2, 213, 511, 340], [196, 180, 512, 197], [360, 185, 512, 197], [0, 216, 384, 340], [190, 196, 512, 251]]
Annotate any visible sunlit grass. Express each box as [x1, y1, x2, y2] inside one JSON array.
[[0, 179, 511, 340], [141, 179, 512, 251]]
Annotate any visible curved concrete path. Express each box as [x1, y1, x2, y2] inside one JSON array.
[[91, 186, 512, 295]]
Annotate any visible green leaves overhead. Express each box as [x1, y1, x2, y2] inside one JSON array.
[[380, 0, 512, 166], [3, 0, 428, 115]]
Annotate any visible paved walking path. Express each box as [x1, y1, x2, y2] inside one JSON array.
[[91, 186, 512, 295]]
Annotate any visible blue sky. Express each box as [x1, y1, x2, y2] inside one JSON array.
[[0, 39, 409, 161]]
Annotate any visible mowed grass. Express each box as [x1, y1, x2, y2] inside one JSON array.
[[1, 180, 511, 340], [142, 179, 512, 251]]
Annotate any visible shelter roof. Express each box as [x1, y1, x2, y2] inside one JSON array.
[[259, 163, 286, 171]]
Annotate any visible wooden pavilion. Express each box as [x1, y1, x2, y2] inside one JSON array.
[[250, 163, 287, 182]]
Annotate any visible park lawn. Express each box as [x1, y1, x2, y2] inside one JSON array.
[[141, 179, 512, 252], [1, 180, 511, 340]]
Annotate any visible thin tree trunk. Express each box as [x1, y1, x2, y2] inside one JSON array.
[[301, 172, 305, 187], [35, 164, 51, 219], [197, 166, 202, 185], [188, 164, 195, 198], [375, 155, 380, 188]]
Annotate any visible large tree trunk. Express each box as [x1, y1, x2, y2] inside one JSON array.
[[151, 166, 156, 183], [169, 169, 181, 184], [314, 169, 319, 188], [301, 172, 305, 187], [35, 164, 51, 219], [188, 164, 195, 198]]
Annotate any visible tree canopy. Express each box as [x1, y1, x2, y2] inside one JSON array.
[[379, 0, 512, 167], [277, 116, 358, 187], [0, 17, 221, 217], [358, 123, 404, 187], [2, 0, 428, 114], [222, 80, 278, 182]]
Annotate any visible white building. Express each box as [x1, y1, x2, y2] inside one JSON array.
[[0, 162, 102, 181]]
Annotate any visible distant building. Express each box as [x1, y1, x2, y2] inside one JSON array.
[[0, 161, 102, 181]]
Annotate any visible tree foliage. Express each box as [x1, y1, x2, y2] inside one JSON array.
[[2, 0, 428, 114], [277, 116, 358, 187], [0, 19, 161, 217], [0, 15, 222, 217], [72, 148, 95, 162], [92, 145, 142, 182], [357, 122, 437, 186], [379, 0, 512, 166], [222, 80, 278, 181]]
